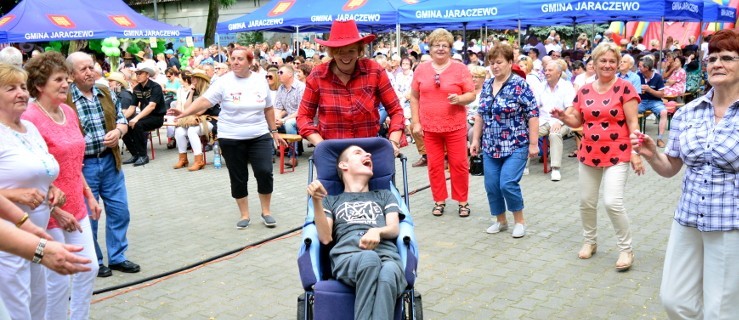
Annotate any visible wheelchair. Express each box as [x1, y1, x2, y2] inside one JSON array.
[[297, 137, 423, 320]]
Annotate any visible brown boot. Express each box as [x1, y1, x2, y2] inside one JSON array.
[[188, 154, 205, 171], [173, 153, 189, 169]]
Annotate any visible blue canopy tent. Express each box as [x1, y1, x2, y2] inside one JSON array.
[[518, 0, 703, 24], [216, 0, 413, 34], [0, 0, 191, 43], [703, 0, 737, 22]]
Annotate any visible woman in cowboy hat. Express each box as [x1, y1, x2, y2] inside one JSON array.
[[171, 70, 219, 171], [296, 19, 405, 155]]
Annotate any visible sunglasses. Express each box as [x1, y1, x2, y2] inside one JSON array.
[[434, 74, 440, 88], [266, 75, 274, 80], [214, 67, 222, 70], [277, 70, 284, 75], [294, 62, 301, 65], [271, 62, 279, 65]]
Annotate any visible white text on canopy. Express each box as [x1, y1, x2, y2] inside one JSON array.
[[310, 14, 382, 22], [25, 30, 94, 40], [541, 1, 641, 13], [671, 2, 699, 13], [414, 7, 498, 19], [123, 30, 181, 37]]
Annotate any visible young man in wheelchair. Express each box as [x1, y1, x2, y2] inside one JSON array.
[[306, 145, 407, 320]]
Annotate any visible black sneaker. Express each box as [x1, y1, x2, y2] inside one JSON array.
[[133, 156, 149, 167], [109, 260, 141, 273], [98, 264, 112, 277], [122, 156, 138, 165]]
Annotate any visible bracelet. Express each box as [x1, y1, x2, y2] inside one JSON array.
[[270, 129, 278, 133], [390, 140, 400, 147], [15, 212, 29, 228], [115, 128, 124, 137], [32, 238, 46, 264]]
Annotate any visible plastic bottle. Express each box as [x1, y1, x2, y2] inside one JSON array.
[[213, 142, 222, 169]]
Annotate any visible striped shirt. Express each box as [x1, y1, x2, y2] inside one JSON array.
[[69, 84, 127, 155], [665, 89, 739, 231]]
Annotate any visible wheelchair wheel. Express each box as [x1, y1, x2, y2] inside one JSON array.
[[402, 290, 423, 320], [297, 292, 313, 320]]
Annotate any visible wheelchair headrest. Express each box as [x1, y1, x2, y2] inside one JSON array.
[[313, 138, 395, 196]]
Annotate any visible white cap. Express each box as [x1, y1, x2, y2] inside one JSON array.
[[452, 53, 463, 61]]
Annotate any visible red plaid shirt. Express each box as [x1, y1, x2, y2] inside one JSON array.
[[297, 58, 404, 140]]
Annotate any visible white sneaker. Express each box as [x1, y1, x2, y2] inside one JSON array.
[[486, 221, 509, 234], [551, 169, 561, 181], [523, 168, 530, 176], [512, 223, 526, 238]]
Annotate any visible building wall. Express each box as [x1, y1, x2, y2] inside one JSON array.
[[134, 0, 266, 34]]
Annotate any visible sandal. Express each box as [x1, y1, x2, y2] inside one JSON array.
[[431, 203, 445, 217], [458, 203, 471, 218]]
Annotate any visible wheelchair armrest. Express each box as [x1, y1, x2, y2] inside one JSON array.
[[297, 223, 321, 290]]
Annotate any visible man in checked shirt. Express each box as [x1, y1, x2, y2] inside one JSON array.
[[66, 52, 141, 278]]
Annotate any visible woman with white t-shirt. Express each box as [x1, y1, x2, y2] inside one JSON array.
[[170, 47, 287, 230]]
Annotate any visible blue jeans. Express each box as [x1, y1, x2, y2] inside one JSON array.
[[83, 154, 131, 265], [283, 118, 298, 135], [638, 99, 666, 114], [483, 147, 528, 215]]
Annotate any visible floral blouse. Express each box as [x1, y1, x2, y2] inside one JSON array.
[[664, 67, 687, 97], [477, 74, 539, 158]]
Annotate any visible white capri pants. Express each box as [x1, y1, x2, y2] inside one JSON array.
[[45, 216, 98, 320], [660, 220, 739, 319], [175, 123, 213, 155]]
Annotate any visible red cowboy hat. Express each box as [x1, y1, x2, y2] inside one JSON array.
[[315, 20, 376, 48], [511, 64, 527, 79]]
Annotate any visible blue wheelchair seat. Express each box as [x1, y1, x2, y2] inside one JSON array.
[[296, 137, 422, 320]]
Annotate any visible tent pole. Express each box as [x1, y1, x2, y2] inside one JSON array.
[[659, 17, 665, 74], [295, 26, 299, 58], [153, 0, 158, 21], [518, 20, 521, 48], [591, 22, 595, 46], [396, 23, 400, 57], [462, 22, 467, 61], [572, 18, 576, 50]]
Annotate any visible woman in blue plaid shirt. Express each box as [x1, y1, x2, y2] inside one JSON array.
[[632, 29, 739, 319]]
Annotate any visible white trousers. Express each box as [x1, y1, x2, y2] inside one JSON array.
[[0, 250, 47, 320], [45, 216, 98, 320], [578, 162, 633, 252], [661, 220, 739, 320], [175, 123, 212, 155]]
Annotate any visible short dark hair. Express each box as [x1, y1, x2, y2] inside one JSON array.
[[336, 145, 357, 181]]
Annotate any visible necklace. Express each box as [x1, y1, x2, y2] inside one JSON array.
[[431, 60, 451, 73], [334, 65, 354, 76], [35, 101, 66, 125], [0, 122, 57, 177]]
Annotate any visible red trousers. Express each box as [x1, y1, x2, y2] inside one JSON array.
[[424, 128, 469, 203]]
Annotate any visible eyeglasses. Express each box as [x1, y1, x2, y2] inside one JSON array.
[[266, 75, 274, 80], [277, 70, 284, 75], [294, 62, 301, 65], [434, 73, 441, 88], [707, 55, 739, 65], [431, 44, 449, 50]]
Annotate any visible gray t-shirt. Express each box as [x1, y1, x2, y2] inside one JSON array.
[[323, 190, 402, 266]]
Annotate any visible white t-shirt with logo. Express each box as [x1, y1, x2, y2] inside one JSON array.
[[202, 72, 272, 140]]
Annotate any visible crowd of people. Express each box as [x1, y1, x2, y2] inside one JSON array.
[[0, 19, 736, 319]]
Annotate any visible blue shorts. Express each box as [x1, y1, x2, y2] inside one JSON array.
[[639, 99, 666, 114]]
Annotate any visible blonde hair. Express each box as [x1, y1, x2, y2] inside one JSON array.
[[518, 56, 533, 73], [0, 63, 28, 88], [591, 42, 622, 66], [468, 65, 487, 78], [427, 28, 454, 49]]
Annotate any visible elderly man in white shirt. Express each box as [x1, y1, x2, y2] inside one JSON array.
[[535, 59, 575, 181]]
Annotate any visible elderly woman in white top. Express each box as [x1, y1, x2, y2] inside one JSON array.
[[0, 63, 65, 319], [170, 47, 286, 230]]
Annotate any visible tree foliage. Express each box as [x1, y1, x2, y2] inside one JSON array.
[[237, 32, 264, 46], [204, 0, 236, 47]]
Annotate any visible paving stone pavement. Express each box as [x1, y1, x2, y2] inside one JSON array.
[[90, 128, 680, 319]]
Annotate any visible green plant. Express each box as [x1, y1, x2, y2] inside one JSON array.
[[237, 31, 264, 46]]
